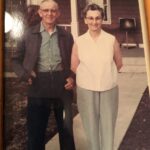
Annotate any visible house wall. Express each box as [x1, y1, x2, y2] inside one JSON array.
[[24, 0, 143, 45], [56, 0, 71, 24], [77, 0, 143, 45], [6, 0, 143, 45], [110, 0, 142, 45]]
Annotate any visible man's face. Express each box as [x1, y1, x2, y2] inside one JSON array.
[[38, 1, 60, 26], [84, 10, 103, 32]]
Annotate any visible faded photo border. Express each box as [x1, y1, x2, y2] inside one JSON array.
[[0, 0, 150, 150], [138, 0, 150, 93], [0, 0, 4, 149]]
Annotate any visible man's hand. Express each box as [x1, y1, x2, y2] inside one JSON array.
[[27, 71, 36, 85], [64, 77, 75, 90], [27, 78, 32, 85]]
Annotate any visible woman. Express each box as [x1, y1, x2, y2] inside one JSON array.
[[71, 3, 122, 150]]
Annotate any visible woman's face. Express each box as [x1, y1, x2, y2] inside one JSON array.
[[84, 10, 103, 32]]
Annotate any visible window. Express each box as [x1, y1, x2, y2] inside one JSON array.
[[86, 0, 111, 24]]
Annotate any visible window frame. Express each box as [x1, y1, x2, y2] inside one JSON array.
[[103, 0, 111, 24], [86, 0, 111, 24]]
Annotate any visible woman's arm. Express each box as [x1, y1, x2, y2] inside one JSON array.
[[113, 39, 123, 71], [71, 43, 80, 73]]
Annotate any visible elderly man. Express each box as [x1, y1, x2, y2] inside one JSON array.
[[12, 0, 76, 150]]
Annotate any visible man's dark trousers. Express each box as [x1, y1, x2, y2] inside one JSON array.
[[26, 72, 75, 150]]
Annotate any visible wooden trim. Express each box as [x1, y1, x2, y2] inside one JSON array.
[[0, 0, 4, 149], [139, 0, 150, 94], [144, 1, 150, 90], [144, 1, 150, 40]]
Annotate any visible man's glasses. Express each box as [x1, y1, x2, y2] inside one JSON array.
[[40, 9, 58, 14], [86, 16, 102, 21]]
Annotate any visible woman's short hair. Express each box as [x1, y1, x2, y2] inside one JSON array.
[[82, 3, 104, 19]]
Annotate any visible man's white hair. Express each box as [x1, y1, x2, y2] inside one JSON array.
[[40, 0, 58, 6], [39, 0, 59, 9]]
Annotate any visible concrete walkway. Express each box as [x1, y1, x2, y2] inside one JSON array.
[[46, 48, 148, 150]]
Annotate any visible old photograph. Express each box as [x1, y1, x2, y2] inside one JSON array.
[[2, 0, 150, 150]]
